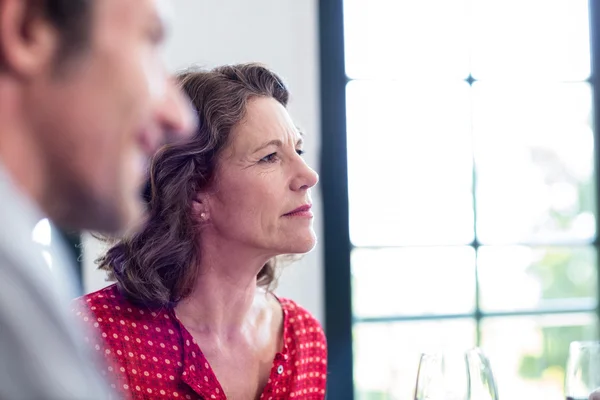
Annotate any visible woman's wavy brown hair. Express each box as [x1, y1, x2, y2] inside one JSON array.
[[96, 63, 290, 308]]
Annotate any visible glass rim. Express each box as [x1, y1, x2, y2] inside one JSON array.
[[418, 346, 486, 356], [570, 340, 600, 348]]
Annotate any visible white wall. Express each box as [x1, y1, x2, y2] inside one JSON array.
[[83, 0, 324, 322]]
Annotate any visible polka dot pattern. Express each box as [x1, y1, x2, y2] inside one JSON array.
[[72, 284, 327, 399]]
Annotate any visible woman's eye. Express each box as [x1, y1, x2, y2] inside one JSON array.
[[260, 153, 279, 163], [296, 149, 305, 156]]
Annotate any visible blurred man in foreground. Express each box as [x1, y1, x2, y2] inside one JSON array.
[[0, 0, 196, 398]]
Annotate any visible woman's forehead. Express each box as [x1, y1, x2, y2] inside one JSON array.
[[230, 99, 301, 150]]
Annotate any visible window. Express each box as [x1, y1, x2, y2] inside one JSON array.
[[33, 218, 53, 269], [320, 1, 600, 399], [32, 219, 84, 296]]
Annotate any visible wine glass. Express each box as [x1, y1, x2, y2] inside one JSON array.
[[466, 348, 499, 400], [414, 348, 498, 400], [565, 341, 600, 400]]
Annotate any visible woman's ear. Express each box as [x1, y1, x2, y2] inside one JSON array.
[[192, 192, 209, 222]]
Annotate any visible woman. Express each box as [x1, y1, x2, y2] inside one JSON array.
[[73, 64, 327, 400]]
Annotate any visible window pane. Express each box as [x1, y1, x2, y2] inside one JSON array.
[[32, 218, 52, 246], [32, 218, 53, 270], [481, 314, 597, 400], [354, 320, 476, 400], [352, 247, 475, 318], [478, 246, 597, 312], [471, 0, 590, 81], [346, 81, 473, 246], [473, 82, 595, 244], [343, 0, 470, 80]]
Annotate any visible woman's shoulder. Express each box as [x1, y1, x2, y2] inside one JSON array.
[[278, 297, 321, 326], [72, 284, 128, 316], [277, 296, 326, 345], [71, 284, 163, 328], [277, 296, 328, 381], [71, 284, 180, 352]]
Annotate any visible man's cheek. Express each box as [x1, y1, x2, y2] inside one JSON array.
[[142, 54, 168, 101]]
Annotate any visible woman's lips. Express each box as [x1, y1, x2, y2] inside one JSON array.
[[283, 204, 313, 218]]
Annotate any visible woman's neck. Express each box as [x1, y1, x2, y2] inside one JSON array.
[[174, 239, 274, 339]]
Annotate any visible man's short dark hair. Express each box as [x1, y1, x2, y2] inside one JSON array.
[[43, 0, 92, 61]]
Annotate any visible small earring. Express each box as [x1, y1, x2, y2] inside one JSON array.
[[200, 212, 206, 220]]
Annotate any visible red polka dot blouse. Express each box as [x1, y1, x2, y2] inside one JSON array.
[[72, 284, 327, 399]]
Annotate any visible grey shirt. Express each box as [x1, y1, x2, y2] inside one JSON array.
[[0, 166, 110, 399]]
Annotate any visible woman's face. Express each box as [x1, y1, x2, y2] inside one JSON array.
[[201, 96, 319, 257]]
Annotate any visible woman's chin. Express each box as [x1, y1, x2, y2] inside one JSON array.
[[283, 233, 317, 254]]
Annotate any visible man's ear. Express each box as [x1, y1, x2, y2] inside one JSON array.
[[0, 0, 59, 77]]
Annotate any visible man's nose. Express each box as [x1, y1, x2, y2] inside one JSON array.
[[157, 79, 198, 142]]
